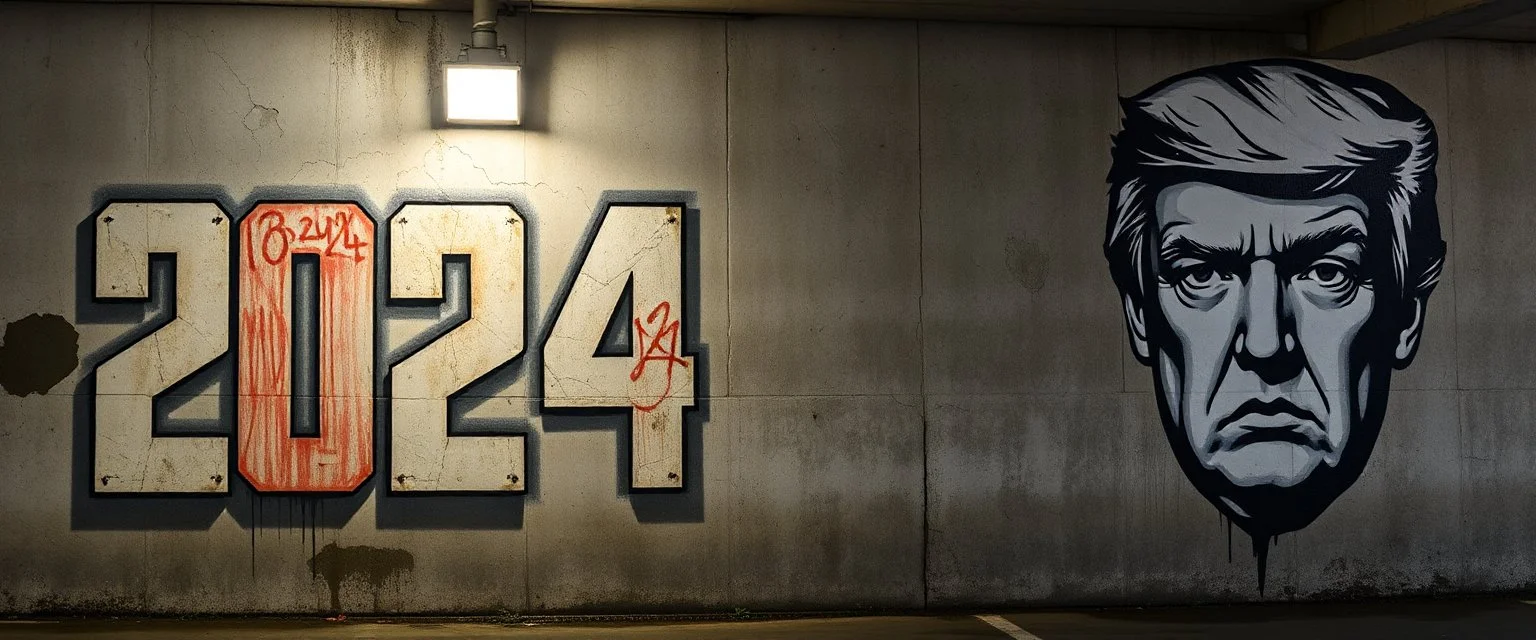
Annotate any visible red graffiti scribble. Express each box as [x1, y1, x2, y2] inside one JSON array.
[[629, 301, 688, 412], [257, 210, 291, 267], [237, 203, 375, 493], [245, 208, 369, 269]]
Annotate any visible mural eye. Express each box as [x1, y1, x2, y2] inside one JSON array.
[[1179, 266, 1227, 290], [1299, 260, 1355, 291]]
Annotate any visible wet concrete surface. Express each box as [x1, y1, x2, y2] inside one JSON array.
[[3, 598, 1536, 638]]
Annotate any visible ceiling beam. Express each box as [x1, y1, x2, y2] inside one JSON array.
[[1309, 0, 1536, 58], [40, 0, 1313, 33]]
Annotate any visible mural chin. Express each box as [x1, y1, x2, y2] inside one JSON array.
[[1153, 381, 1360, 539], [1210, 456, 1363, 536], [1105, 58, 1444, 590], [1211, 440, 1328, 489], [1203, 362, 1392, 540]]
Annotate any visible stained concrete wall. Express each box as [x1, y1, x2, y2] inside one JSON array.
[[0, 0, 1532, 613]]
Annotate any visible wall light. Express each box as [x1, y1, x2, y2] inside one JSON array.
[[444, 0, 520, 126]]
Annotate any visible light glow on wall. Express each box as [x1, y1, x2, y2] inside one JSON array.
[[444, 63, 521, 125]]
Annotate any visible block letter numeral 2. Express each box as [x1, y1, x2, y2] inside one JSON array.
[[93, 203, 231, 493], [388, 204, 526, 492]]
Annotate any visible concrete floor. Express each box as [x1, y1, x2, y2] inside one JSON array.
[[3, 598, 1535, 638]]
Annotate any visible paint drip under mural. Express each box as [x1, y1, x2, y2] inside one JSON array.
[[1103, 59, 1445, 588]]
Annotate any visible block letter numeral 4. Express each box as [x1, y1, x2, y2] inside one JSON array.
[[543, 205, 694, 489]]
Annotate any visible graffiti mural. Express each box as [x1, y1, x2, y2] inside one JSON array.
[[1103, 59, 1445, 583], [85, 197, 698, 496]]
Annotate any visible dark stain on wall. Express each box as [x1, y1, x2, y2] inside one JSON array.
[[0, 313, 79, 396], [308, 543, 414, 612], [1003, 236, 1049, 292]]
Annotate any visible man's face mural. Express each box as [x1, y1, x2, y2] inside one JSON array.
[[1153, 183, 1379, 492], [1104, 60, 1446, 571]]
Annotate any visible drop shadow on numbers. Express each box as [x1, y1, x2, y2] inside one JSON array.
[[71, 203, 227, 531], [635, 193, 710, 525], [372, 195, 536, 530], [222, 472, 372, 532], [623, 398, 708, 525], [372, 377, 531, 531], [536, 407, 708, 524], [69, 375, 231, 530], [537, 192, 710, 525]]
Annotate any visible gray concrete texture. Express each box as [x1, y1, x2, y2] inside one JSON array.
[[0, 0, 1529, 614]]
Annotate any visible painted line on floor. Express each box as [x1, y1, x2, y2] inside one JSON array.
[[976, 614, 1044, 639]]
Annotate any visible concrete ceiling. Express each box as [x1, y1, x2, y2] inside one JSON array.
[[28, 0, 1536, 46], [28, 0, 1337, 31], [523, 0, 1341, 32], [1460, 8, 1536, 40]]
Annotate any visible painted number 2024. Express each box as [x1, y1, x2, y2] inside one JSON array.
[[91, 201, 694, 495]]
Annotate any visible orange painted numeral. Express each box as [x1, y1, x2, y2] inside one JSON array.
[[237, 203, 374, 492]]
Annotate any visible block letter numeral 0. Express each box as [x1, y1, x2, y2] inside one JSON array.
[[93, 202, 231, 493], [543, 205, 694, 489], [388, 204, 526, 492], [238, 203, 375, 492]]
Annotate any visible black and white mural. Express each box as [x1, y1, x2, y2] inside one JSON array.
[[1104, 59, 1446, 585]]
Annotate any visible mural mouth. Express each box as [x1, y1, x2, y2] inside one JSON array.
[[1227, 425, 1327, 452], [1212, 398, 1329, 453]]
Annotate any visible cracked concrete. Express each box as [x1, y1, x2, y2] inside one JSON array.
[[171, 24, 285, 140]]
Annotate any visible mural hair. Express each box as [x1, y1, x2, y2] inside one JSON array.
[[1104, 58, 1445, 310]]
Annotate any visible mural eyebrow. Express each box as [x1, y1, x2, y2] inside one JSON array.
[[1273, 225, 1370, 276], [1303, 204, 1364, 224], [1158, 235, 1248, 265], [1279, 225, 1367, 258]]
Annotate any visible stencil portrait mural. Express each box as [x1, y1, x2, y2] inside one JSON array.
[[1103, 59, 1446, 583]]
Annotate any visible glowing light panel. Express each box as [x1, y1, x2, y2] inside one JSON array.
[[444, 64, 521, 125]]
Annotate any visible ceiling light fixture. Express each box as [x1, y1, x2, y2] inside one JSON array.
[[443, 0, 520, 126]]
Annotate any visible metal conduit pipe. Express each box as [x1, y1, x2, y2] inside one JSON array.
[[471, 0, 499, 49]]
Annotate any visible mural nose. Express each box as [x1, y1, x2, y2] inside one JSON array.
[[1240, 261, 1286, 360]]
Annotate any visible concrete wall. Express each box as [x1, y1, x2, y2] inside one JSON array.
[[0, 0, 1532, 613]]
